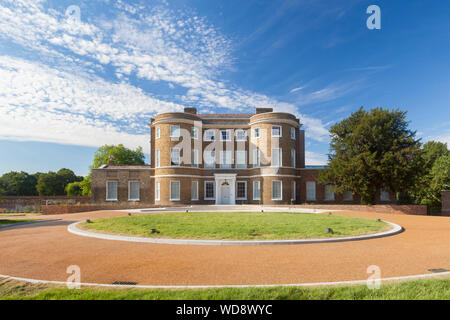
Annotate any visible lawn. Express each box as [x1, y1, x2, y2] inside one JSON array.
[[79, 212, 390, 240], [0, 278, 448, 300], [0, 219, 40, 226]]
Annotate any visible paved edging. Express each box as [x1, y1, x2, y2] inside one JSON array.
[[67, 220, 403, 246], [1, 271, 449, 289]]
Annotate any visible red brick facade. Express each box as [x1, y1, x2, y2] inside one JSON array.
[[442, 190, 450, 216]]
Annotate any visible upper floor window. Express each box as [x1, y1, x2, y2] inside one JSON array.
[[235, 129, 246, 141], [155, 127, 160, 139], [191, 127, 198, 139], [272, 148, 282, 167], [155, 149, 160, 167], [220, 129, 231, 141], [170, 147, 180, 166], [290, 127, 295, 140], [204, 150, 216, 168], [291, 148, 296, 168], [272, 126, 282, 137], [220, 151, 232, 168], [170, 125, 180, 138], [252, 148, 260, 167], [235, 150, 247, 169], [253, 128, 260, 138], [191, 149, 199, 168], [204, 129, 215, 141]]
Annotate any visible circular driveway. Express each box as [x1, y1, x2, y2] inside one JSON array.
[[0, 207, 449, 287]]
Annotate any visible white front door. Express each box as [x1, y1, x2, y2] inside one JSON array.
[[220, 184, 231, 204]]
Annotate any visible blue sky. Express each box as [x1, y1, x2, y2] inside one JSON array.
[[0, 0, 449, 176]]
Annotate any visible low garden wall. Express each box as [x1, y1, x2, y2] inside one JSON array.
[[442, 191, 450, 216], [41, 203, 178, 215], [284, 204, 428, 215], [0, 196, 91, 212]]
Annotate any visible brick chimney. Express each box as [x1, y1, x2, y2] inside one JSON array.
[[184, 107, 197, 114], [256, 108, 273, 114]]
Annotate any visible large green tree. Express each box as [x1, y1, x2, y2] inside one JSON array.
[[36, 169, 83, 196], [318, 107, 424, 204], [92, 144, 145, 169], [0, 171, 39, 196]]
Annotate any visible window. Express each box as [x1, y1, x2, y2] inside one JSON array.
[[191, 149, 199, 168], [253, 181, 261, 200], [343, 191, 353, 201], [204, 181, 215, 199], [204, 150, 216, 168], [272, 181, 282, 200], [170, 181, 180, 201], [220, 129, 231, 141], [236, 181, 247, 200], [252, 148, 260, 167], [204, 129, 215, 141], [325, 184, 335, 201], [106, 181, 118, 201], [291, 181, 296, 201], [170, 125, 180, 138], [155, 149, 160, 167], [236, 129, 246, 141], [170, 148, 180, 166], [380, 188, 390, 201], [272, 148, 282, 167], [291, 149, 296, 168], [290, 127, 295, 140], [220, 151, 232, 168], [253, 128, 260, 138], [155, 127, 160, 139], [128, 181, 140, 201], [235, 150, 247, 169], [191, 181, 198, 200], [272, 126, 281, 137], [191, 127, 198, 139], [155, 181, 160, 201], [306, 181, 316, 201]]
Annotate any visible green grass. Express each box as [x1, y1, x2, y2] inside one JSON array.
[[80, 212, 389, 240], [0, 219, 40, 226], [0, 278, 449, 300]]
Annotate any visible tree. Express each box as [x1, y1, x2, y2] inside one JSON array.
[[0, 171, 39, 196], [65, 182, 83, 196], [318, 107, 424, 204], [92, 144, 145, 169], [36, 169, 83, 196], [79, 175, 91, 196], [428, 154, 450, 203]]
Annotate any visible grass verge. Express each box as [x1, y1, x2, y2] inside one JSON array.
[[0, 278, 449, 300], [0, 219, 40, 226]]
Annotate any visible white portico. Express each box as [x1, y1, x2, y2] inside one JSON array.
[[214, 173, 237, 205]]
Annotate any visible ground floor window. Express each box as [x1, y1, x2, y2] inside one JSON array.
[[155, 181, 160, 201], [128, 181, 140, 201], [272, 181, 282, 200], [236, 181, 247, 200], [380, 188, 390, 201], [106, 181, 118, 201], [191, 181, 198, 200], [204, 181, 215, 200], [325, 184, 335, 201], [306, 181, 316, 201], [343, 190, 353, 201], [170, 181, 180, 201], [291, 181, 296, 201], [253, 181, 261, 200]]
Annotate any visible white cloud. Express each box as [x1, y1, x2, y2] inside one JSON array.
[[305, 151, 328, 165]]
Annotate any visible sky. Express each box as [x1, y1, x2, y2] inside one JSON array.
[[0, 0, 449, 176]]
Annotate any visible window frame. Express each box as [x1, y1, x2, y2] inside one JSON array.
[[271, 148, 282, 167], [155, 181, 160, 201], [236, 181, 247, 200], [191, 181, 199, 201], [306, 181, 316, 201], [380, 188, 390, 201], [170, 147, 180, 167], [272, 125, 282, 138], [253, 181, 261, 200], [220, 150, 232, 169], [155, 149, 160, 168], [253, 128, 260, 139], [235, 150, 247, 169], [170, 180, 181, 201], [106, 181, 118, 201], [170, 125, 180, 138], [155, 127, 160, 139], [204, 129, 216, 141], [272, 180, 283, 201], [204, 181, 215, 200], [220, 129, 231, 142], [191, 149, 199, 168], [290, 127, 296, 140], [128, 181, 140, 201], [324, 184, 335, 201], [191, 127, 198, 140], [291, 181, 296, 201], [291, 148, 296, 168], [235, 129, 247, 141], [204, 150, 216, 168], [252, 148, 260, 168]]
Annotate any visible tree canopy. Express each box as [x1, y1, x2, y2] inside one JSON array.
[[0, 171, 40, 196], [318, 107, 424, 204], [36, 168, 83, 196], [92, 144, 145, 169]]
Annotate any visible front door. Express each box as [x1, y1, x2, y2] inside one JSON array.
[[220, 183, 231, 204]]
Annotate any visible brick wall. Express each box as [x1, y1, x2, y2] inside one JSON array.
[[281, 204, 427, 215], [0, 196, 90, 211], [442, 190, 450, 216]]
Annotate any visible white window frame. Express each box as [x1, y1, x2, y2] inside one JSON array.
[[191, 181, 199, 201], [170, 180, 180, 201], [170, 125, 180, 138], [253, 128, 260, 138], [290, 127, 295, 140], [272, 180, 282, 201], [106, 181, 118, 201], [253, 148, 260, 168], [325, 184, 335, 201], [236, 181, 247, 200], [271, 148, 282, 167], [291, 181, 296, 201], [155, 127, 160, 139], [204, 150, 216, 168], [220, 150, 232, 168], [235, 129, 246, 141], [155, 149, 160, 168], [128, 181, 140, 201], [170, 147, 180, 166], [191, 127, 198, 140], [204, 181, 215, 200], [191, 149, 199, 168], [235, 150, 247, 169], [204, 129, 216, 141], [253, 181, 261, 200], [220, 129, 231, 142], [155, 181, 160, 201], [306, 181, 316, 201], [272, 125, 282, 137], [291, 148, 296, 168]]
